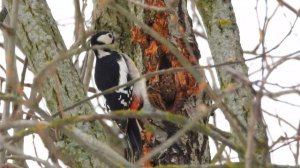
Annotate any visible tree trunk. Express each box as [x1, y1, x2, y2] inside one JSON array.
[[132, 0, 211, 165], [4, 1, 108, 167], [196, 0, 270, 166]]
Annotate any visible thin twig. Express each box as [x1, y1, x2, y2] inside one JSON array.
[[1, 0, 20, 164], [82, 51, 94, 91], [2, 0, 20, 121], [277, 0, 300, 16], [263, 109, 297, 130], [0, 136, 55, 168], [296, 121, 300, 165]]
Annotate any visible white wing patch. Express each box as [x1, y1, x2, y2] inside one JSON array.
[[117, 56, 128, 85], [102, 97, 111, 113], [116, 56, 130, 95], [120, 99, 128, 106]]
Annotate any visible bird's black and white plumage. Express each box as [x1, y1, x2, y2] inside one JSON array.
[[90, 31, 148, 160]]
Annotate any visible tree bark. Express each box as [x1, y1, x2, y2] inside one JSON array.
[[131, 0, 211, 165], [4, 1, 108, 167], [1, 0, 26, 166], [196, 0, 269, 166], [93, 0, 211, 166]]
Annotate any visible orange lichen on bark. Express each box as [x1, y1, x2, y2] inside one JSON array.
[[176, 39, 198, 64], [131, 26, 147, 44], [144, 41, 159, 83], [142, 129, 153, 167], [151, 12, 169, 54], [132, 0, 207, 164], [152, 13, 169, 37], [142, 0, 203, 110], [175, 72, 188, 86], [161, 38, 203, 98], [144, 0, 169, 53], [145, 0, 166, 7], [144, 40, 158, 56], [143, 0, 170, 87], [142, 145, 152, 167]]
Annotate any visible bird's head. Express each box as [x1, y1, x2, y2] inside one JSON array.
[[90, 31, 115, 46], [90, 31, 116, 58]]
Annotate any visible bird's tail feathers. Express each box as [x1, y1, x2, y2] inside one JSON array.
[[126, 118, 142, 160]]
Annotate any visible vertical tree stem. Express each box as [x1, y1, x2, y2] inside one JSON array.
[[1, 0, 20, 165]]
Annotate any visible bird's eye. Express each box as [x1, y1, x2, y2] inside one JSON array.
[[108, 33, 113, 38]]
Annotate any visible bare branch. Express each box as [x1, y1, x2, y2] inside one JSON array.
[[277, 0, 300, 16]]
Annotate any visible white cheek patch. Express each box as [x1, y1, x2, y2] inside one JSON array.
[[97, 34, 113, 44]]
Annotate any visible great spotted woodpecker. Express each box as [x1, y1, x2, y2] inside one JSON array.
[[90, 31, 149, 160]]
